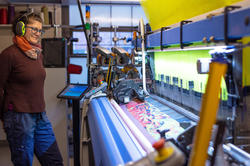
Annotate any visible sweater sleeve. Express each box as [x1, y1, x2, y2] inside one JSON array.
[[0, 49, 12, 120]]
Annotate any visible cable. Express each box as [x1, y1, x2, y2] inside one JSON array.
[[76, 0, 92, 85]]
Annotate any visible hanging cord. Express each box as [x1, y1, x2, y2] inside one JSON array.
[[77, 0, 92, 84]]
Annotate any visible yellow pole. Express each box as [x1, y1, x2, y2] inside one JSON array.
[[106, 57, 112, 83], [242, 36, 250, 87], [188, 61, 227, 166]]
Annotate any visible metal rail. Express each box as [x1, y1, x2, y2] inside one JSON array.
[[150, 94, 199, 122]]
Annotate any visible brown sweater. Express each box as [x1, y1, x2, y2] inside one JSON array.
[[0, 44, 46, 119]]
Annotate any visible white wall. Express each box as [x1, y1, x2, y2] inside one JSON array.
[[44, 68, 68, 166]]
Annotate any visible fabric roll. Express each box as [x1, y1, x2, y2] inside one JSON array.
[[48, 11, 53, 25], [40, 12, 44, 23], [41, 6, 49, 25], [8, 5, 15, 24], [0, 8, 8, 24]]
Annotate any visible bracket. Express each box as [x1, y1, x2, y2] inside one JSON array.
[[160, 27, 171, 50], [180, 20, 192, 49], [224, 6, 241, 45]]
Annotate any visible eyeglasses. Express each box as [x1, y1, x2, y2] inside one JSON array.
[[26, 26, 45, 35]]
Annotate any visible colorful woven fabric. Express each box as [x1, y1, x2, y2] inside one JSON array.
[[125, 100, 184, 140]]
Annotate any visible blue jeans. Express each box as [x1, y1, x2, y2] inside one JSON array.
[[3, 111, 63, 166]]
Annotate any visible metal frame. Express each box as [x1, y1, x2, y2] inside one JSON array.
[[146, 7, 250, 48]]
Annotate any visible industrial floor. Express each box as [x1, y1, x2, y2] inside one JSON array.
[[0, 141, 74, 166], [0, 141, 47, 166], [0, 141, 12, 166]]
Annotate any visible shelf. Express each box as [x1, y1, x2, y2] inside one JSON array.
[[0, 24, 52, 28], [0, 0, 61, 5], [0, 24, 75, 29], [0, 24, 12, 28]]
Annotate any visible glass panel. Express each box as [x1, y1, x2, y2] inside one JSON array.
[[69, 57, 88, 84], [72, 31, 87, 54], [91, 5, 111, 27], [99, 31, 112, 49], [132, 5, 148, 27], [69, 5, 86, 25], [111, 5, 131, 26], [70, 4, 148, 27]]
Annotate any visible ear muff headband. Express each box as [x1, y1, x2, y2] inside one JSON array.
[[16, 21, 26, 36]]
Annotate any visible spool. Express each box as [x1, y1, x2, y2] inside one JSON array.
[[48, 11, 53, 25], [0, 8, 8, 24], [40, 12, 44, 23], [41, 6, 49, 25], [8, 5, 15, 24]]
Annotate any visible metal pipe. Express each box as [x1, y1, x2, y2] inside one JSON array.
[[150, 94, 199, 122], [223, 143, 250, 166]]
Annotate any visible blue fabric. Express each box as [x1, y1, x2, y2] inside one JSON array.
[[3, 111, 60, 166]]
